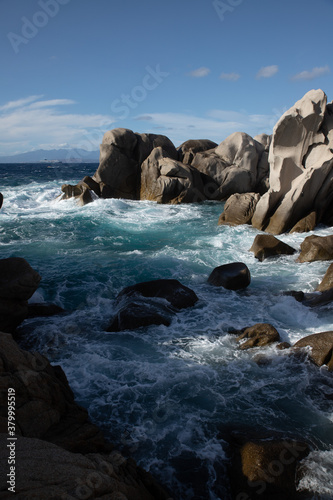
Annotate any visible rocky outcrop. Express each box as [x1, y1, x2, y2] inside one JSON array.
[[250, 234, 297, 261], [208, 262, 251, 290], [140, 147, 212, 204], [177, 139, 218, 165], [192, 132, 268, 199], [252, 89, 333, 234], [0, 332, 109, 453], [107, 279, 198, 332], [0, 434, 170, 499], [289, 211, 317, 233], [218, 192, 260, 226], [0, 258, 41, 333], [232, 323, 280, 349], [297, 234, 333, 262], [294, 331, 333, 370]]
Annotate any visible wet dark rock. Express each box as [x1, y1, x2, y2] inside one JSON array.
[[107, 279, 198, 332], [232, 323, 280, 350], [27, 303, 65, 318], [297, 234, 333, 263], [0, 257, 41, 333], [283, 290, 305, 302], [116, 279, 198, 309], [277, 341, 292, 350], [294, 331, 333, 370], [250, 234, 297, 261], [0, 192, 3, 209], [208, 262, 251, 290], [106, 300, 172, 332]]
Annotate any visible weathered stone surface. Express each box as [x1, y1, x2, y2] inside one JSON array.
[[208, 262, 251, 290], [177, 139, 217, 165], [60, 182, 95, 206], [107, 279, 198, 332], [316, 263, 333, 292], [234, 323, 280, 349], [0, 333, 110, 453], [253, 133, 271, 151], [94, 129, 177, 200], [294, 331, 333, 370], [0, 434, 170, 500], [252, 89, 333, 234], [218, 192, 260, 226], [290, 211, 317, 233], [140, 147, 209, 204], [250, 234, 296, 261], [297, 234, 333, 262], [0, 258, 42, 333], [192, 132, 265, 200]]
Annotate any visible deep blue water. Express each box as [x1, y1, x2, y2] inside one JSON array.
[[1, 163, 333, 499]]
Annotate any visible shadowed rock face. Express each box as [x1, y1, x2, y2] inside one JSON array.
[[208, 262, 251, 290], [0, 258, 41, 333], [177, 139, 218, 165], [252, 89, 333, 234], [249, 234, 297, 261], [192, 132, 267, 200]]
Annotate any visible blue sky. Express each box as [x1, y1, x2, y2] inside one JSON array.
[[0, 0, 332, 155]]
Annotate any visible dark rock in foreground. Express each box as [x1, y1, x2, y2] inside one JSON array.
[[0, 332, 109, 453], [233, 323, 280, 350], [27, 303, 65, 318], [250, 234, 297, 261], [0, 434, 170, 500], [107, 279, 198, 332], [0, 192, 3, 209], [208, 262, 251, 290], [0, 257, 41, 333], [294, 331, 333, 370], [297, 235, 333, 263]]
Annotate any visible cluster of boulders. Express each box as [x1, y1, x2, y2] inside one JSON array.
[[59, 89, 333, 238]]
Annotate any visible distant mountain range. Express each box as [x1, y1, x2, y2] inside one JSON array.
[[0, 148, 100, 163]]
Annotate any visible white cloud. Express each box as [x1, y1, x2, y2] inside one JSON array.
[[188, 67, 211, 78], [220, 72, 240, 81], [135, 109, 277, 146], [291, 65, 330, 81], [256, 65, 279, 79], [0, 96, 115, 155]]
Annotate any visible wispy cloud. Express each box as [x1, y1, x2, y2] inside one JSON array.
[[291, 65, 330, 81], [135, 109, 277, 146], [0, 95, 115, 155], [256, 65, 279, 79], [187, 67, 211, 78], [220, 72, 240, 81]]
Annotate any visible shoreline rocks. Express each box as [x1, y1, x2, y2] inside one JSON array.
[[231, 323, 281, 350], [297, 234, 333, 262], [208, 262, 251, 290], [250, 234, 297, 261]]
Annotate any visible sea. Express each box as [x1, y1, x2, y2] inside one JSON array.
[[1, 162, 333, 499]]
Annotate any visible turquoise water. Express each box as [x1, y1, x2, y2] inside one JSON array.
[[1, 163, 333, 499]]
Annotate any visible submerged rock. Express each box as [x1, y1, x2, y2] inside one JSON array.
[[250, 234, 297, 261], [297, 234, 333, 262], [294, 331, 333, 370], [107, 279, 198, 332], [208, 262, 251, 290], [218, 192, 260, 226], [233, 323, 280, 349]]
